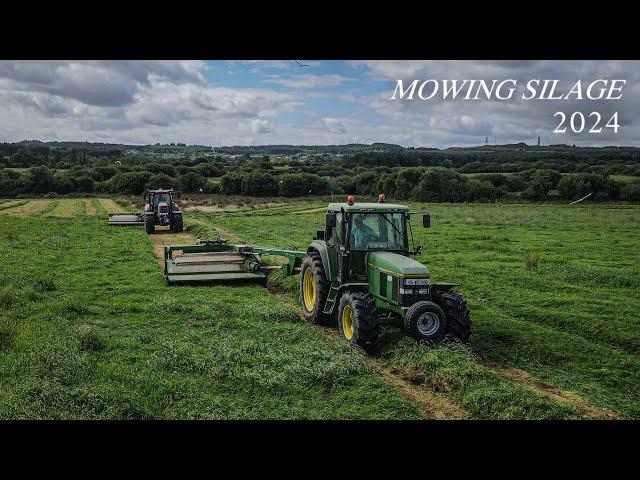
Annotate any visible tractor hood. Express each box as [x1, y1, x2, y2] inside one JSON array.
[[367, 251, 430, 278]]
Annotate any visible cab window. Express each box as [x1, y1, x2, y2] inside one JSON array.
[[349, 213, 405, 250]]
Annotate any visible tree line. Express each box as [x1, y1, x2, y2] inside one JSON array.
[[1, 142, 639, 202]]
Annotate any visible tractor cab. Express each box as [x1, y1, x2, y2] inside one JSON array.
[[145, 189, 175, 213], [322, 196, 429, 284]]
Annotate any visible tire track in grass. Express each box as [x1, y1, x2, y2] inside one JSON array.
[[271, 292, 470, 419], [479, 358, 619, 419]]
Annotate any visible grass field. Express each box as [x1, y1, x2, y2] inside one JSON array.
[[190, 202, 640, 419], [0, 197, 638, 419]]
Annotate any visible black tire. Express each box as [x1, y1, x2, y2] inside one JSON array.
[[432, 290, 471, 342], [299, 252, 331, 325], [337, 291, 380, 352], [404, 301, 447, 342], [144, 214, 155, 234], [171, 214, 183, 233]]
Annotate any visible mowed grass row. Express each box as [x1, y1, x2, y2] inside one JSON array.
[[0, 215, 420, 419], [193, 202, 640, 419], [0, 198, 122, 218]]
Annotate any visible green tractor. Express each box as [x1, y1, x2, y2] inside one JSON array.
[[299, 195, 470, 350]]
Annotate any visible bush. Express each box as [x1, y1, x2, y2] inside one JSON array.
[[73, 176, 95, 193], [466, 179, 504, 202], [177, 171, 207, 193], [522, 170, 562, 200], [620, 181, 640, 201], [145, 173, 175, 191], [278, 173, 330, 197], [412, 168, 468, 202], [557, 173, 620, 201], [220, 172, 243, 195], [89, 166, 118, 182], [147, 163, 176, 177], [195, 163, 225, 178], [111, 171, 152, 194], [241, 171, 278, 196], [27, 165, 55, 193]]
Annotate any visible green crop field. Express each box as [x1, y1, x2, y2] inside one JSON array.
[[1, 198, 638, 419]]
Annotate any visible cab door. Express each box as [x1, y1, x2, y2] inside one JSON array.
[[327, 212, 343, 282]]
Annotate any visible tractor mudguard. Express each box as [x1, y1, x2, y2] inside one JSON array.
[[308, 240, 332, 281], [430, 283, 460, 293]]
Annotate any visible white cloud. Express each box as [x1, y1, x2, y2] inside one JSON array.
[[250, 118, 272, 134], [321, 117, 347, 134], [266, 74, 353, 89]]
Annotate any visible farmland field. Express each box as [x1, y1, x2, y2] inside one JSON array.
[[1, 197, 638, 419]]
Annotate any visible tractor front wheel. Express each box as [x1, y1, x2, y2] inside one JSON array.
[[337, 291, 379, 352], [404, 301, 447, 342], [432, 290, 471, 342], [144, 214, 155, 234], [171, 214, 183, 233], [299, 252, 331, 325]]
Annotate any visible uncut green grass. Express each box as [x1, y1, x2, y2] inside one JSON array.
[[0, 215, 420, 419], [194, 202, 640, 419]]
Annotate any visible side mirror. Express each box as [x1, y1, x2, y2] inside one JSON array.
[[315, 230, 325, 240], [326, 212, 337, 228], [423, 213, 430, 228]]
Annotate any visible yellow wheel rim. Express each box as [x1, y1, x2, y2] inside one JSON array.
[[342, 305, 354, 340], [303, 267, 316, 312]]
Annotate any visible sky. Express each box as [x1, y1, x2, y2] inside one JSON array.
[[0, 60, 638, 148]]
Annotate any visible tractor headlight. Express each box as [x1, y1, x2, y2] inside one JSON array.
[[402, 278, 430, 286], [399, 288, 413, 295]]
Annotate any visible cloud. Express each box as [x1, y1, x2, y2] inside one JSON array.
[[0, 60, 206, 107], [1, 60, 640, 147], [321, 117, 346, 134], [250, 118, 272, 134], [266, 73, 353, 89]]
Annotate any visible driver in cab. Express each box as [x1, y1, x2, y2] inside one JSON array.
[[352, 215, 376, 249]]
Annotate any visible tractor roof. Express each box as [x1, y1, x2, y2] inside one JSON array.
[[327, 202, 409, 213], [148, 189, 174, 193]]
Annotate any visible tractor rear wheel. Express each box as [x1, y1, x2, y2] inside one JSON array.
[[337, 291, 379, 352], [404, 301, 447, 342], [171, 214, 183, 233], [299, 252, 331, 325], [432, 290, 471, 342], [144, 214, 155, 234]]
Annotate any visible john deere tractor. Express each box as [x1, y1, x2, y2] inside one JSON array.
[[299, 195, 470, 351]]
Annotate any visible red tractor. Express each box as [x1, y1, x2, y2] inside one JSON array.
[[143, 189, 183, 234]]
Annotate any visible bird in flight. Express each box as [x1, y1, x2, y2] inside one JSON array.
[[294, 60, 310, 67]]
